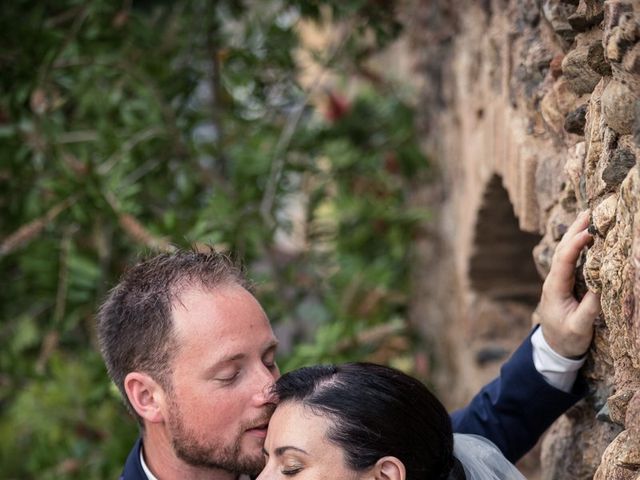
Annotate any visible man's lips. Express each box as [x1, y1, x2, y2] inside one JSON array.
[[245, 423, 269, 438]]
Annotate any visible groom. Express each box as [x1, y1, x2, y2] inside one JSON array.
[[97, 212, 599, 479]]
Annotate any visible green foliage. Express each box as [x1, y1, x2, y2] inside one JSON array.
[[0, 0, 428, 477], [277, 91, 430, 370]]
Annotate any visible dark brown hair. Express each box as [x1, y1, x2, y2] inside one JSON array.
[[274, 363, 466, 479], [96, 249, 248, 424]]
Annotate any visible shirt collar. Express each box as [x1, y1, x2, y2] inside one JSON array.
[[139, 446, 159, 480]]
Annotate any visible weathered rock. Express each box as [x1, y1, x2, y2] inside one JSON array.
[[588, 124, 619, 200], [602, 147, 637, 188], [623, 42, 640, 74], [562, 37, 606, 94], [565, 141, 588, 206], [608, 390, 636, 425], [568, 0, 605, 32], [594, 430, 640, 479], [597, 402, 615, 423], [625, 390, 640, 429], [541, 407, 624, 479], [592, 193, 619, 237], [635, 101, 640, 146], [543, 0, 578, 44], [589, 41, 613, 77], [533, 239, 556, 278], [512, 34, 555, 111], [602, 79, 640, 135], [604, 3, 640, 64], [585, 236, 603, 292], [541, 77, 585, 134], [632, 204, 640, 370], [601, 168, 640, 374], [584, 78, 608, 196], [549, 53, 565, 80], [406, 0, 640, 477], [564, 103, 588, 134]]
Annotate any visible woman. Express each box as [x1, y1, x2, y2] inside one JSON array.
[[257, 362, 526, 480]]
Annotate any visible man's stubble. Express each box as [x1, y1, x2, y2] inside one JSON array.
[[167, 394, 272, 476]]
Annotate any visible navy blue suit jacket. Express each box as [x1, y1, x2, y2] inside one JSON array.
[[450, 329, 586, 463], [120, 332, 586, 479], [121, 438, 145, 480]]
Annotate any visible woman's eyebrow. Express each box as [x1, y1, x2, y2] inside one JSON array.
[[275, 446, 308, 456], [262, 446, 308, 457]]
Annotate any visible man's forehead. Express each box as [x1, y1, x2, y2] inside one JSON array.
[[169, 282, 256, 321], [169, 282, 274, 348], [170, 280, 245, 309]]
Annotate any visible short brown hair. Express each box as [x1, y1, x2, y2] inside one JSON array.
[[96, 249, 249, 423]]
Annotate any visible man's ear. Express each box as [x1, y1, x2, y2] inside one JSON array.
[[371, 456, 406, 480], [124, 372, 167, 424]]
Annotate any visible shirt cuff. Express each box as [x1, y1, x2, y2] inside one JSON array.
[[531, 327, 586, 393]]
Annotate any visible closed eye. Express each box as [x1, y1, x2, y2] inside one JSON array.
[[216, 370, 240, 383], [262, 343, 278, 371], [282, 466, 302, 475]]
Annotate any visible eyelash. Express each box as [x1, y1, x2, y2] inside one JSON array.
[[282, 467, 302, 476], [218, 371, 240, 383], [217, 356, 276, 383]]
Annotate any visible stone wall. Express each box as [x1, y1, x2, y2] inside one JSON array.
[[406, 0, 640, 478]]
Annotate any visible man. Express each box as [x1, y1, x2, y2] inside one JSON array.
[[98, 255, 276, 479], [97, 211, 599, 479]]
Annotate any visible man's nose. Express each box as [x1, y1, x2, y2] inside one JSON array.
[[252, 364, 278, 406]]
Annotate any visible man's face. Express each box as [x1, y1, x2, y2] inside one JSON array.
[[164, 283, 280, 475]]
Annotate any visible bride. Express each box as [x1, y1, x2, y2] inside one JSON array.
[[257, 362, 526, 480]]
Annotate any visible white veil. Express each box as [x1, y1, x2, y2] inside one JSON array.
[[453, 433, 527, 480]]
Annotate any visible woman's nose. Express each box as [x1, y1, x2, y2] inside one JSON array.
[[255, 466, 270, 480]]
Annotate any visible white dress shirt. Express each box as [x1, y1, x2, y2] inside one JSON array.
[[531, 327, 586, 392]]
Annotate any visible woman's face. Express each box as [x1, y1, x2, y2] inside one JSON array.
[[257, 401, 365, 480]]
